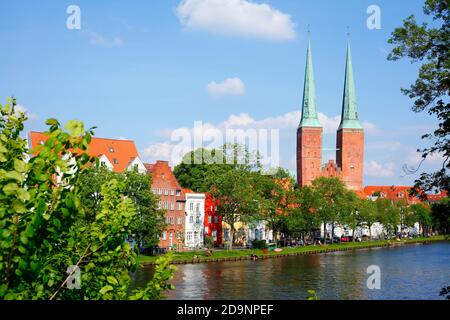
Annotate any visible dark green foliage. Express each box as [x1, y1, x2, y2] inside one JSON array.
[[251, 240, 268, 249], [204, 236, 214, 249], [388, 0, 449, 193], [77, 166, 166, 248], [431, 197, 450, 234], [0, 98, 175, 300]]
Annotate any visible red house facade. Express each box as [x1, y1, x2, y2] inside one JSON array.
[[145, 161, 185, 251], [204, 193, 222, 246]]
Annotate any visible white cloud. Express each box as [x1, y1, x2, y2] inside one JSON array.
[[318, 113, 340, 134], [15, 104, 38, 121], [88, 32, 123, 47], [175, 0, 296, 40], [142, 142, 175, 163], [141, 109, 381, 170], [365, 160, 395, 177], [362, 121, 378, 134], [406, 149, 444, 167], [207, 77, 245, 97], [366, 141, 401, 152]]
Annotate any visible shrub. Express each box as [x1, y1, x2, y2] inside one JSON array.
[[251, 240, 268, 249], [204, 236, 214, 249]]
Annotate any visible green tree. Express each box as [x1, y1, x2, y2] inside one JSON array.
[[357, 200, 378, 239], [388, 0, 449, 193], [0, 98, 175, 300], [409, 203, 433, 236], [174, 144, 261, 192], [286, 187, 321, 241], [77, 165, 166, 249], [251, 173, 292, 243], [310, 177, 353, 244], [375, 198, 401, 238], [431, 197, 450, 234], [341, 193, 366, 242], [210, 169, 260, 247]]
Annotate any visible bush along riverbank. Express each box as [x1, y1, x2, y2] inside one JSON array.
[[138, 236, 448, 265]]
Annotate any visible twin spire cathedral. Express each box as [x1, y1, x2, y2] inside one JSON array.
[[296, 40, 364, 191]]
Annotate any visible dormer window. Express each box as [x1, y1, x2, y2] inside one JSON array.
[[176, 190, 181, 197], [113, 158, 119, 165], [39, 140, 44, 145], [398, 192, 404, 198], [380, 192, 386, 198], [109, 147, 114, 153]]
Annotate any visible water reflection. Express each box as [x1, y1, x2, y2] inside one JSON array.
[[131, 242, 450, 300]]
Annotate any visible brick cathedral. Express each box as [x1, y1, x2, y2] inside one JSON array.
[[297, 40, 364, 191]]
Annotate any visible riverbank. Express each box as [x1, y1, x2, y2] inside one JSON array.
[[138, 235, 447, 265]]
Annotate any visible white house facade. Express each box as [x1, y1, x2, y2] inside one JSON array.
[[184, 192, 206, 249]]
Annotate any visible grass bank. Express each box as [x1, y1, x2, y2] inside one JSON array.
[[138, 235, 447, 265]]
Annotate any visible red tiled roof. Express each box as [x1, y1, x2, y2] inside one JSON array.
[[363, 185, 421, 204], [144, 160, 182, 191], [28, 131, 139, 173], [426, 191, 448, 202]]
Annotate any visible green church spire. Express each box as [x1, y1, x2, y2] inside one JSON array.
[[338, 42, 363, 130], [299, 39, 321, 128]]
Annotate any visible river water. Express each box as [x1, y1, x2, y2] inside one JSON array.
[[130, 242, 450, 300]]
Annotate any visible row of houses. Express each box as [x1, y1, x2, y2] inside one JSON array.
[[28, 132, 447, 251], [29, 132, 270, 250]]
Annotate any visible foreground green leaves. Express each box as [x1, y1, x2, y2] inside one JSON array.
[[0, 98, 175, 300]]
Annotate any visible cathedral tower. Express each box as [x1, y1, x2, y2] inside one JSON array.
[[297, 39, 323, 187], [336, 42, 364, 190]]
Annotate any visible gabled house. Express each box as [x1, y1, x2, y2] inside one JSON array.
[[145, 161, 185, 251]]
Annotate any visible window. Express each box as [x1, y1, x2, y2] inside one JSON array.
[[187, 232, 192, 241], [208, 216, 212, 223], [212, 230, 217, 241], [100, 161, 106, 167], [109, 147, 114, 153], [177, 217, 182, 225], [113, 159, 119, 164], [224, 229, 229, 241], [190, 203, 194, 211], [177, 232, 182, 240], [214, 216, 218, 223], [163, 201, 168, 209], [195, 215, 200, 224], [196, 203, 200, 212], [205, 226, 209, 234], [158, 188, 162, 195], [194, 231, 198, 240], [169, 216, 174, 225], [170, 189, 175, 196], [176, 190, 181, 196], [162, 231, 167, 240], [210, 205, 213, 212], [170, 202, 174, 211], [177, 202, 182, 210], [189, 215, 194, 224], [164, 189, 168, 195]]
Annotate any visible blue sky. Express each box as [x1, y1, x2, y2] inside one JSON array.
[[0, 0, 443, 186]]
